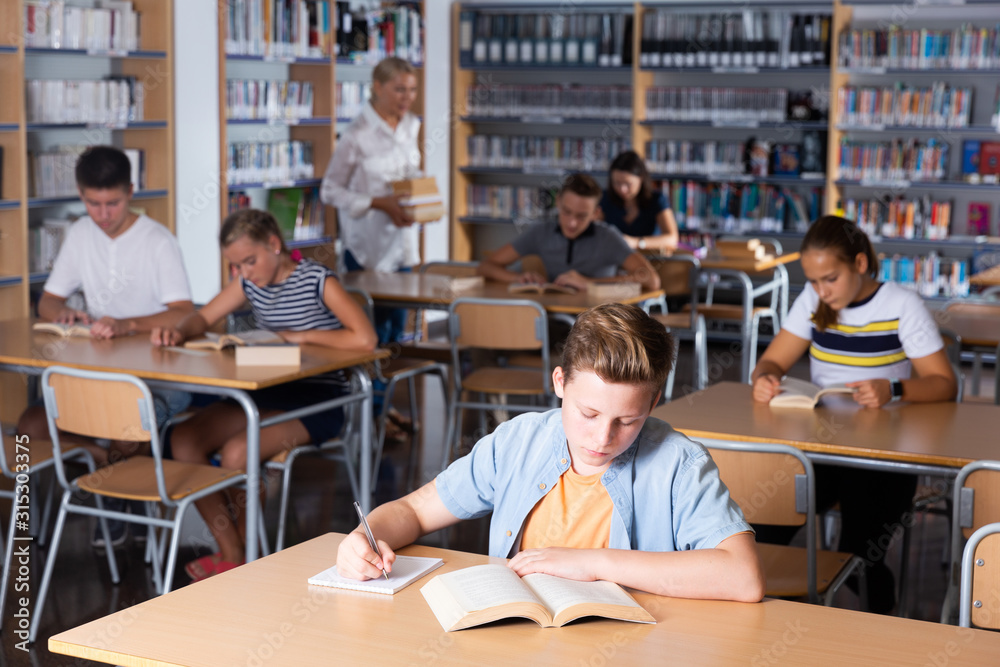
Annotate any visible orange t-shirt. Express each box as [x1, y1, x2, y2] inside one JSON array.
[[520, 467, 613, 550]]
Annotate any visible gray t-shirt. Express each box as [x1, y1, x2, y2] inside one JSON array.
[[510, 219, 633, 282]]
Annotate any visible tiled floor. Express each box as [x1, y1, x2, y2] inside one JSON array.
[[1, 339, 989, 666]]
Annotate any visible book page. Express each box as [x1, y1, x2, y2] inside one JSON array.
[[775, 376, 822, 398], [438, 564, 540, 612], [521, 574, 640, 618], [234, 329, 285, 345]]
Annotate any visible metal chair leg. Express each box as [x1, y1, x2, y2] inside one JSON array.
[[28, 491, 71, 643]]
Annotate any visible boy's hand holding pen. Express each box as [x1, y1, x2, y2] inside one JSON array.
[[335, 503, 397, 581]]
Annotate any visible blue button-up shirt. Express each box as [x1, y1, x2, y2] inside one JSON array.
[[436, 409, 751, 558]]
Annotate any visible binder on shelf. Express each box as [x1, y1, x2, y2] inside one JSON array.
[[549, 15, 564, 65], [459, 10, 474, 66], [519, 14, 534, 65], [472, 13, 488, 64], [581, 14, 599, 66]]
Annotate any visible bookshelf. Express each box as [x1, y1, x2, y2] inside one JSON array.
[[830, 0, 1000, 292], [217, 1, 427, 282], [449, 0, 1000, 297], [0, 0, 176, 423]]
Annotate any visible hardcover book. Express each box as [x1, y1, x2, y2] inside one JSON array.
[[968, 202, 991, 236], [770, 377, 856, 409]]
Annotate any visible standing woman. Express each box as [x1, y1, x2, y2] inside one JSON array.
[[596, 150, 679, 254], [321, 56, 421, 344]]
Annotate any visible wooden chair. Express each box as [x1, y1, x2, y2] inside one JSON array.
[[29, 367, 249, 643], [942, 460, 1000, 624], [347, 286, 449, 490], [960, 521, 1000, 629], [704, 439, 866, 605], [0, 424, 93, 629], [444, 297, 555, 469], [942, 299, 1000, 398], [686, 237, 786, 383], [648, 255, 708, 391]]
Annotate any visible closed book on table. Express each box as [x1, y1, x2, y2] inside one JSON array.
[[234, 344, 301, 367]]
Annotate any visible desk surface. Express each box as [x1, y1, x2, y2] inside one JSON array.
[[341, 271, 663, 314], [651, 382, 999, 468], [49, 532, 1000, 666], [0, 319, 389, 390]]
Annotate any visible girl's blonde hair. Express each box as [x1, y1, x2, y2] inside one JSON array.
[[219, 209, 288, 254]]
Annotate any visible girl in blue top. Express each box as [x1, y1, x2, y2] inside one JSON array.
[[151, 209, 376, 580], [596, 150, 679, 254]]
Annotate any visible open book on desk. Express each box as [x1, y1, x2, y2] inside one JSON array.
[[308, 555, 444, 595], [508, 282, 577, 295], [184, 329, 285, 350], [420, 564, 655, 631], [32, 322, 93, 338], [770, 377, 857, 409]]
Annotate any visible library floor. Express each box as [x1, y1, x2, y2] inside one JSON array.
[[3, 340, 991, 666]]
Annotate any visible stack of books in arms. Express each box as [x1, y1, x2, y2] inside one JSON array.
[[458, 11, 632, 68], [839, 24, 1000, 70], [29, 147, 145, 197], [26, 77, 144, 125], [879, 253, 969, 298], [24, 0, 140, 52], [466, 185, 555, 221], [837, 83, 972, 128], [225, 0, 332, 59], [465, 84, 632, 120], [335, 82, 370, 120], [391, 178, 444, 223], [845, 196, 952, 241], [225, 80, 314, 121], [639, 10, 831, 69], [364, 5, 423, 64], [837, 138, 949, 183], [266, 187, 325, 241], [466, 135, 630, 172], [226, 141, 313, 185]]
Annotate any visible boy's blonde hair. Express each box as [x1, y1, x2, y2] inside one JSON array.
[[561, 303, 674, 397]]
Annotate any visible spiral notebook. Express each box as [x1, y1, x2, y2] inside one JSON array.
[[307, 555, 444, 595]]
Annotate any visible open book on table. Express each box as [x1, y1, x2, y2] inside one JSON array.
[[508, 282, 577, 295], [32, 321, 92, 338], [769, 377, 857, 409], [420, 564, 655, 631], [183, 329, 285, 350]]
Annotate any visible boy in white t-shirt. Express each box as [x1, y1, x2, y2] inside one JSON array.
[[16, 145, 195, 547]]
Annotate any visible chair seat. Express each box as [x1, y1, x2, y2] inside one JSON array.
[[381, 356, 439, 379], [5, 438, 60, 468], [75, 456, 244, 501], [682, 304, 774, 320], [462, 367, 549, 395], [651, 313, 695, 331], [757, 543, 854, 597]]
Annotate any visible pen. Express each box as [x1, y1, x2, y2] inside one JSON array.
[[353, 501, 389, 580]]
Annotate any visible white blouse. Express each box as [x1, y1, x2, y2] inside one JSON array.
[[320, 103, 422, 272]]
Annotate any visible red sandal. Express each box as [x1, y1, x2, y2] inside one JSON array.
[[185, 552, 243, 582]]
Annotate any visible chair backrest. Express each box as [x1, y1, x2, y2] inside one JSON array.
[[955, 461, 1000, 541], [980, 285, 1000, 300], [344, 285, 376, 325], [650, 255, 700, 300], [701, 439, 818, 601], [960, 522, 1000, 629], [944, 300, 1000, 319], [937, 328, 964, 401], [41, 366, 172, 502], [449, 298, 548, 351], [421, 261, 479, 278]]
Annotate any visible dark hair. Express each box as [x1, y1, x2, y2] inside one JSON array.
[[559, 173, 602, 201], [219, 209, 288, 254], [606, 150, 654, 209], [562, 303, 674, 398], [75, 145, 132, 191], [802, 215, 879, 331]]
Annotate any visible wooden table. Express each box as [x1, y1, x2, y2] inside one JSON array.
[[341, 271, 664, 315], [652, 382, 999, 473], [0, 319, 390, 560], [49, 532, 1000, 666]]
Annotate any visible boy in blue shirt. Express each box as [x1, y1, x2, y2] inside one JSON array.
[[338, 304, 765, 602]]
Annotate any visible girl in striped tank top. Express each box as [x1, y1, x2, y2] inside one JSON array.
[[151, 209, 376, 581]]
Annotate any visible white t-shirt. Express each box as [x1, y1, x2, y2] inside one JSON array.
[[44, 215, 192, 320], [320, 103, 422, 272], [781, 281, 943, 387]]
